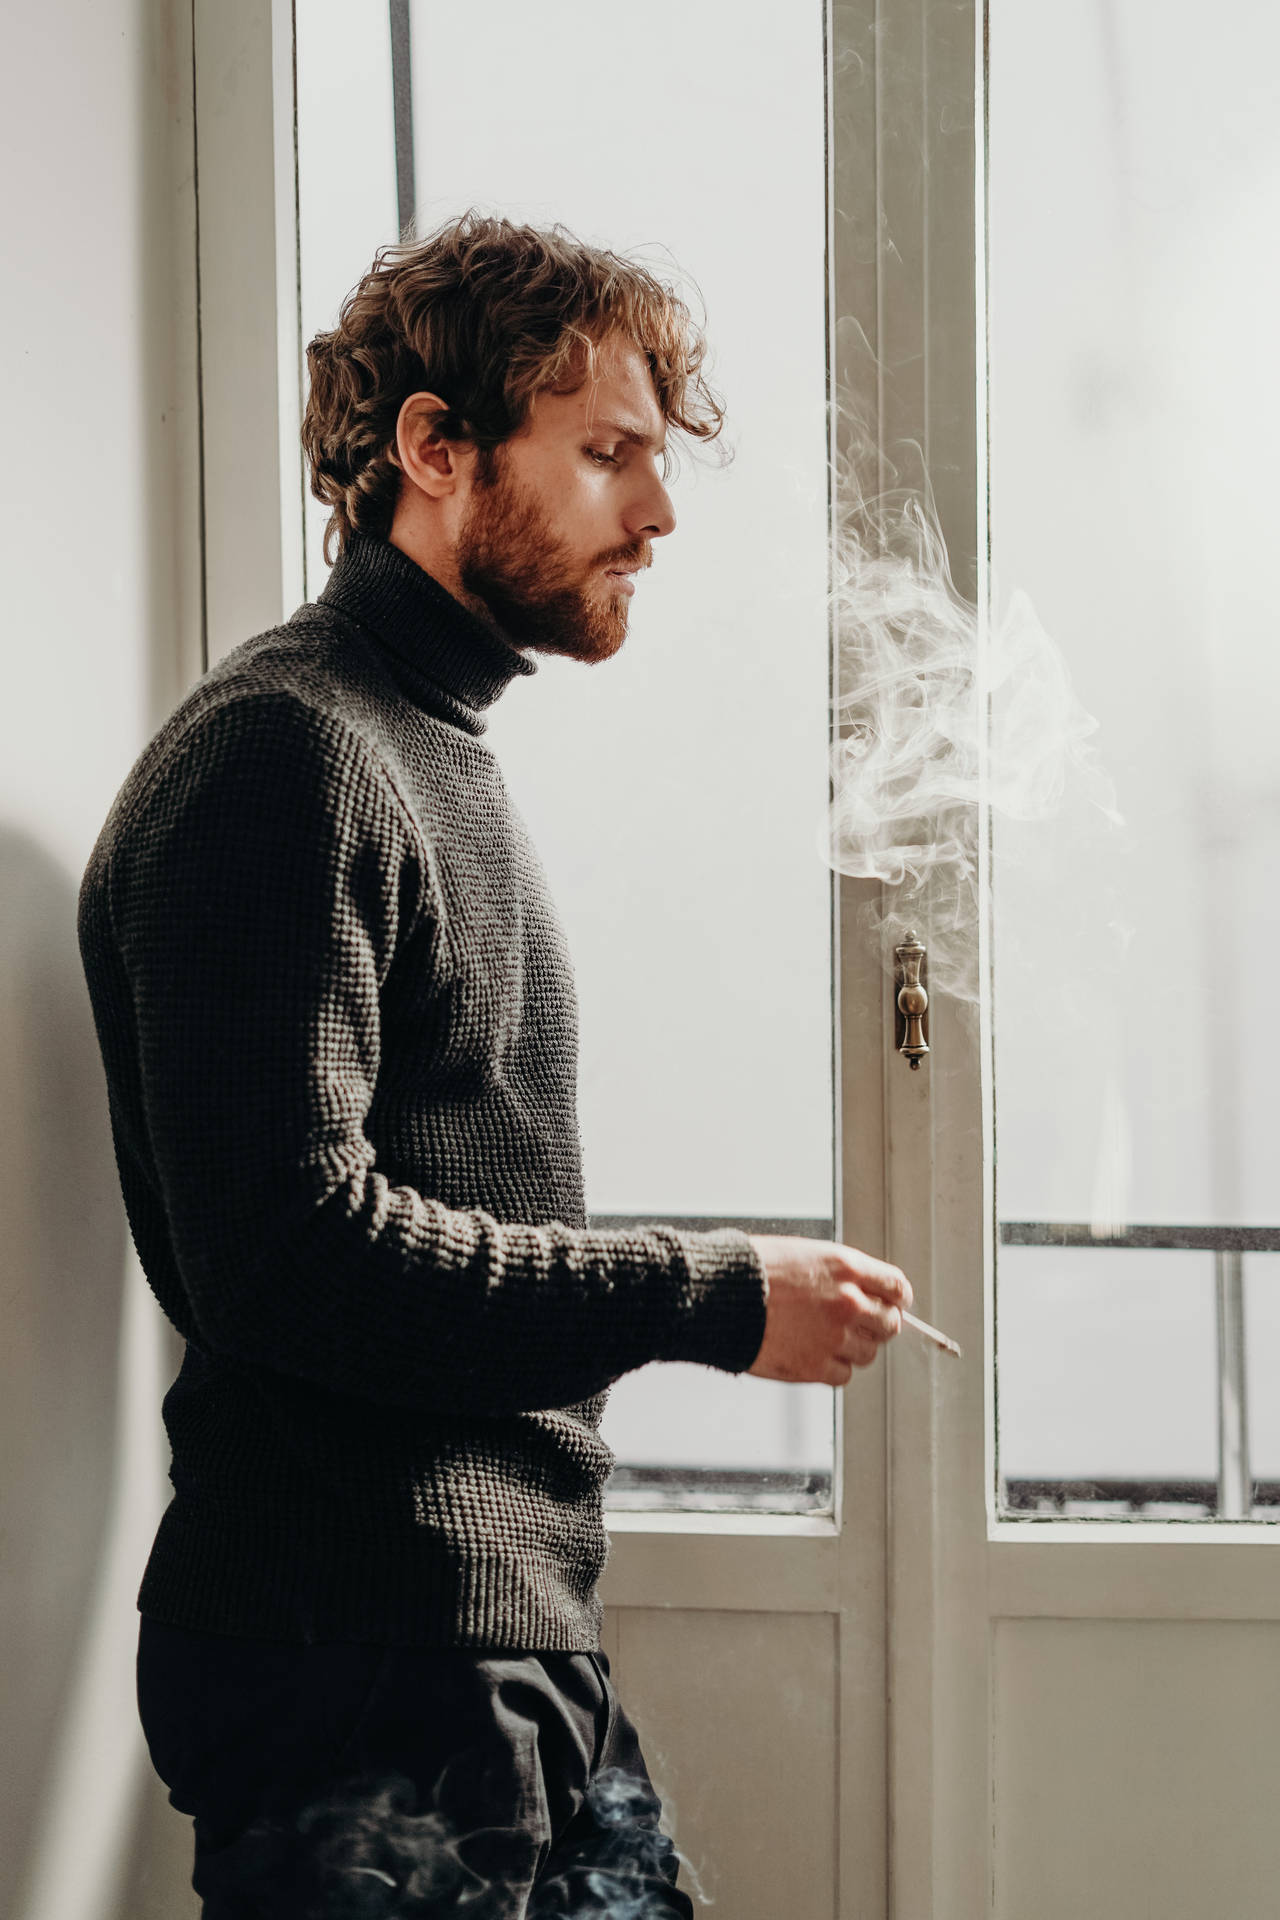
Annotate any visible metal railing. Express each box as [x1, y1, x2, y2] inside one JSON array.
[[593, 1215, 1280, 1520], [1001, 1223, 1280, 1520], [1002, 1478, 1280, 1518]]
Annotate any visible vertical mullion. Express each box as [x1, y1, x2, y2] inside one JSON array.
[[192, 0, 290, 663], [273, 0, 305, 614], [871, 0, 989, 1914], [389, 0, 416, 238], [830, 6, 892, 1914], [1216, 1250, 1251, 1519], [189, 0, 209, 677]]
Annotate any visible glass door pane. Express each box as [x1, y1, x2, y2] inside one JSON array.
[[295, 1, 835, 1509], [989, 0, 1280, 1519]]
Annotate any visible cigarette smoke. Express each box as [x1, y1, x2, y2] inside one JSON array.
[[534, 1766, 702, 1918], [823, 413, 1120, 1002], [207, 1774, 478, 1915], [210, 1766, 696, 1917]]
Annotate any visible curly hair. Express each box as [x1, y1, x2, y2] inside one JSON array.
[[302, 211, 726, 564]]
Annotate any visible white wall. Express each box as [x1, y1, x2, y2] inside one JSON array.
[[0, 4, 202, 1915]]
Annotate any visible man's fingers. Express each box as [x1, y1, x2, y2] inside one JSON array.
[[837, 1250, 913, 1310], [826, 1325, 888, 1382], [843, 1331, 881, 1370], [746, 1235, 915, 1386], [839, 1286, 903, 1343], [870, 1266, 912, 1309]]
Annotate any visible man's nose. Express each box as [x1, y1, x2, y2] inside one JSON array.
[[626, 475, 676, 542]]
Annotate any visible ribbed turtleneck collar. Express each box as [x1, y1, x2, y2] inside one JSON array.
[[318, 533, 536, 735]]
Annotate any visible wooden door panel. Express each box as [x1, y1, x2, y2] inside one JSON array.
[[607, 1606, 839, 1919], [994, 1618, 1280, 1920]]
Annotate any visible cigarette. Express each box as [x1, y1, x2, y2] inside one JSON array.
[[901, 1309, 962, 1358]]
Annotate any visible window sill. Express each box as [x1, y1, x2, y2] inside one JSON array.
[[606, 1508, 837, 1538]]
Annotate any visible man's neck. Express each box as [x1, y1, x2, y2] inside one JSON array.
[[385, 520, 527, 657]]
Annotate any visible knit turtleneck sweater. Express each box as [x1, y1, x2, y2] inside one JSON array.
[[78, 534, 768, 1649]]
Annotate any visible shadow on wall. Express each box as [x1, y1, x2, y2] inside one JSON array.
[[0, 0, 207, 1909], [0, 827, 128, 1920]]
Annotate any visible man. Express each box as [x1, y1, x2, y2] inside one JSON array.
[[79, 213, 910, 1917]]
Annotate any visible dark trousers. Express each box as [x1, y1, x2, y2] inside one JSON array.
[[137, 1616, 694, 1918]]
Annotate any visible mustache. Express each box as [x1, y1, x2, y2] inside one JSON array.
[[597, 542, 653, 572]]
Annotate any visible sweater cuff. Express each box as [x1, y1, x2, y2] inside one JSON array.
[[666, 1228, 769, 1374]]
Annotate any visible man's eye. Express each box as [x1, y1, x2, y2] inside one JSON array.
[[585, 447, 619, 467]]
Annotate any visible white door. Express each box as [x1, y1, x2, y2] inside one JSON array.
[[855, 5, 1280, 1917]]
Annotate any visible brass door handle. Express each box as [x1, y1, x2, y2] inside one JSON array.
[[894, 931, 930, 1068]]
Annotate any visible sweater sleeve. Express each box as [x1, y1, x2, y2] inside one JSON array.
[[107, 693, 768, 1414]]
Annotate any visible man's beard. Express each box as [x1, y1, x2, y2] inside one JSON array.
[[455, 451, 650, 664]]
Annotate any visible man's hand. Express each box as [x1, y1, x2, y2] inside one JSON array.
[[745, 1237, 913, 1386]]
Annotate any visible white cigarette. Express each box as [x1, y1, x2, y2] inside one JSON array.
[[901, 1309, 962, 1358]]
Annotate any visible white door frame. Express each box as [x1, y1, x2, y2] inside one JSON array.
[[192, 0, 305, 670]]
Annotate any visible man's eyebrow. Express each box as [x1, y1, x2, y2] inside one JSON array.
[[587, 419, 667, 452]]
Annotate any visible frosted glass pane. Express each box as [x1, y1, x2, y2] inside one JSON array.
[[294, 3, 835, 1500], [989, 1, 1280, 1516], [998, 1250, 1217, 1493]]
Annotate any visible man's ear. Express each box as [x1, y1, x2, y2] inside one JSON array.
[[394, 392, 471, 500]]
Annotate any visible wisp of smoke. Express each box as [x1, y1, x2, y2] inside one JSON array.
[[213, 1773, 483, 1916], [823, 444, 1120, 1002], [211, 1767, 696, 1918], [531, 1766, 700, 1918]]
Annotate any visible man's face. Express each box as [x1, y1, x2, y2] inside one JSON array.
[[455, 334, 676, 664]]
